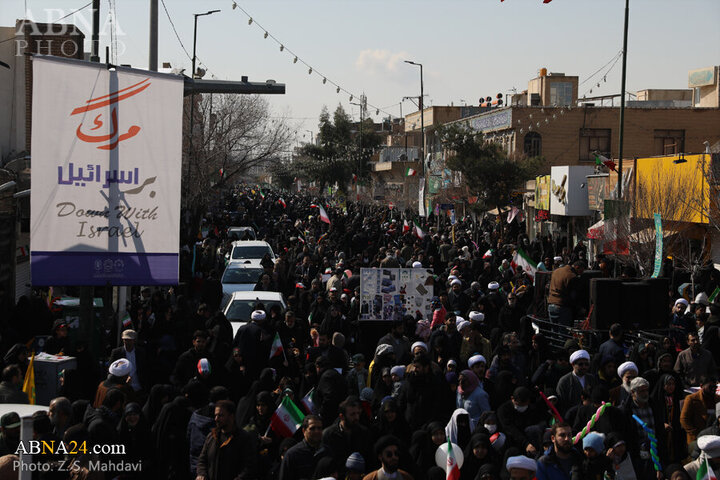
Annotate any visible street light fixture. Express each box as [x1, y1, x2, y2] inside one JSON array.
[[404, 59, 425, 214], [188, 9, 220, 203]]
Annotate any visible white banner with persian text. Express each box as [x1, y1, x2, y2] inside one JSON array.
[[30, 56, 182, 285]]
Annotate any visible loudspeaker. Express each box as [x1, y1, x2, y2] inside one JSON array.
[[577, 270, 603, 311], [643, 277, 670, 329], [533, 270, 553, 317], [590, 278, 623, 330]]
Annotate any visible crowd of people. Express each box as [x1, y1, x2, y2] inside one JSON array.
[[0, 185, 719, 480]]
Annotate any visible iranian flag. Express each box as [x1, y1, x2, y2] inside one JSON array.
[[697, 456, 718, 480], [511, 248, 537, 280], [269, 332, 285, 360], [301, 388, 316, 414], [258, 188, 266, 199], [403, 219, 411, 233], [278, 198, 287, 208], [413, 220, 425, 239], [405, 167, 417, 176], [270, 396, 305, 437], [318, 205, 331, 225], [446, 440, 461, 480], [594, 152, 616, 171]]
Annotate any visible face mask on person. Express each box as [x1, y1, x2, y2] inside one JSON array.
[[484, 423, 497, 434], [514, 404, 528, 413]]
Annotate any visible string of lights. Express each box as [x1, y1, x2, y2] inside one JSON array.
[[230, 1, 397, 120]]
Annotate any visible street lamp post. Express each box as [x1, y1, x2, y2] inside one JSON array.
[[404, 60, 425, 215], [188, 10, 220, 202]]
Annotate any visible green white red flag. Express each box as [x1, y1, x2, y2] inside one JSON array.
[[405, 167, 417, 176], [697, 456, 718, 480], [269, 332, 285, 360], [511, 248, 537, 280], [318, 205, 331, 224], [413, 220, 425, 239], [270, 396, 305, 438]]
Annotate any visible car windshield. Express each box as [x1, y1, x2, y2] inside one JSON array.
[[231, 246, 272, 260], [222, 267, 264, 284], [228, 229, 255, 240], [225, 300, 284, 322]]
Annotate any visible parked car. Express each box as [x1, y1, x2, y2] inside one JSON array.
[[221, 263, 265, 296], [222, 291, 287, 337]]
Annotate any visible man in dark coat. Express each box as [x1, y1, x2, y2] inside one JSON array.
[[0, 365, 28, 404], [321, 396, 373, 475], [172, 330, 210, 389], [110, 329, 149, 393], [196, 399, 256, 480], [279, 415, 331, 480], [233, 310, 270, 380]]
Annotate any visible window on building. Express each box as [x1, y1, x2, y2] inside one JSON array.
[[524, 132, 542, 157], [654, 129, 685, 155], [579, 128, 611, 162], [550, 82, 573, 106]]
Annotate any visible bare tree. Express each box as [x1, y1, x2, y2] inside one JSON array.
[[184, 94, 292, 207]]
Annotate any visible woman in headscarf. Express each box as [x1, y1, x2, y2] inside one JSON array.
[[461, 433, 498, 480], [372, 397, 411, 446], [235, 367, 277, 427], [370, 367, 394, 415], [142, 384, 173, 426], [445, 408, 473, 450], [117, 402, 153, 477], [224, 347, 252, 403], [457, 370, 490, 427], [527, 334, 550, 376], [651, 373, 685, 464], [243, 390, 279, 475]]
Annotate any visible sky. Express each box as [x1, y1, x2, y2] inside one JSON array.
[[3, 0, 720, 143]]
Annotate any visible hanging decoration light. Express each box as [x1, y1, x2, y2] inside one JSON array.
[[336, 86, 340, 94], [293, 57, 298, 64], [279, 44, 284, 51], [349, 95, 353, 101], [322, 77, 327, 84], [308, 67, 312, 74], [264, 31, 268, 38]]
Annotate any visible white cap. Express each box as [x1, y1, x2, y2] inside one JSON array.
[[506, 455, 537, 472], [251, 310, 266, 321], [617, 361, 638, 378], [456, 320, 470, 332], [451, 279, 462, 286], [698, 435, 720, 458], [554, 256, 563, 262], [468, 355, 487, 368], [488, 281, 499, 290], [469, 311, 485, 323], [569, 349, 590, 364], [448, 275, 458, 282], [412, 261, 423, 268], [412, 341, 428, 353], [109, 358, 132, 377], [674, 298, 689, 307]]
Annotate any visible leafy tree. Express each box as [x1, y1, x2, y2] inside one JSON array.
[[292, 105, 381, 190], [437, 123, 541, 211]]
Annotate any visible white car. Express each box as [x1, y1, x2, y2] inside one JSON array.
[[222, 291, 287, 337], [221, 263, 265, 296], [228, 240, 276, 267]]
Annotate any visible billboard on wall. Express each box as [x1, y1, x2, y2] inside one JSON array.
[[30, 56, 183, 285], [550, 166, 595, 216], [535, 175, 551, 210], [359, 268, 434, 321]]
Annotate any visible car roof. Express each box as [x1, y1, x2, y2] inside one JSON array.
[[230, 240, 272, 248], [228, 291, 284, 301], [227, 226, 254, 231]]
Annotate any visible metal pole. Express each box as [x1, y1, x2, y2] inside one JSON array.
[[617, 0, 629, 199], [91, 0, 100, 62], [149, 0, 158, 71]]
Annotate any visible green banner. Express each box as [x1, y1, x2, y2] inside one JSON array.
[[651, 213, 663, 278]]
